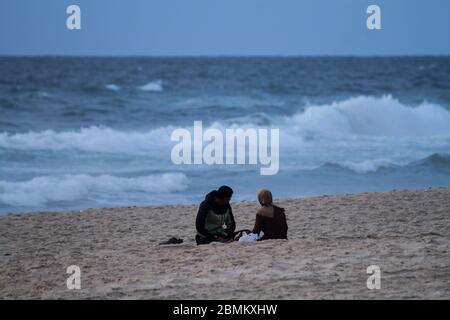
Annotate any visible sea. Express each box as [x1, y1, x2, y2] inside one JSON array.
[[1, 56, 449, 213]]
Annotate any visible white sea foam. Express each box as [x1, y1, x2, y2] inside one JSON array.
[[1, 96, 449, 162], [105, 84, 121, 91], [0, 126, 173, 153], [286, 95, 450, 137], [1, 95, 450, 210], [0, 173, 189, 207], [334, 159, 395, 174], [38, 91, 50, 97], [138, 80, 163, 92]]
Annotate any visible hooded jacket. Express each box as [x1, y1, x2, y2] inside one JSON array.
[[196, 190, 236, 239]]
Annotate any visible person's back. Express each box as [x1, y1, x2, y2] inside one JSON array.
[[252, 189, 288, 240], [253, 205, 288, 240]]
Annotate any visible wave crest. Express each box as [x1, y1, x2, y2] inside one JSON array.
[[105, 84, 121, 91], [138, 80, 163, 92], [322, 158, 395, 174], [0, 173, 189, 207], [286, 95, 450, 137], [1, 96, 449, 160], [0, 126, 173, 153], [319, 153, 450, 174]]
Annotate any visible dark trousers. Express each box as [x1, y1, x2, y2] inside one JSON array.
[[195, 234, 214, 245], [195, 230, 251, 245]]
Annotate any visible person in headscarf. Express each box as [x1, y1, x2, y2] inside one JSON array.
[[252, 188, 288, 240]]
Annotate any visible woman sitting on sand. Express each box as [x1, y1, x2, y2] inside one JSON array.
[[251, 189, 288, 240]]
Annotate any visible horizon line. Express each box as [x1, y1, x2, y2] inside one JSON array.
[[1, 53, 450, 59]]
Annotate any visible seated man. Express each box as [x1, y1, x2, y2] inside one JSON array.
[[195, 186, 235, 245]]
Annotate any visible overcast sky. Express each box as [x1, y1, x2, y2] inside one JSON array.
[[1, 0, 449, 56]]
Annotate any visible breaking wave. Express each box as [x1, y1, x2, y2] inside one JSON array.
[[0, 173, 189, 207], [319, 153, 450, 174], [2, 96, 449, 154], [285, 95, 450, 137]]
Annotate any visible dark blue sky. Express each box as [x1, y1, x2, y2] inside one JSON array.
[[1, 0, 449, 56]]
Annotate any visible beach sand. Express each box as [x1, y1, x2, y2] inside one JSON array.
[[0, 187, 449, 299]]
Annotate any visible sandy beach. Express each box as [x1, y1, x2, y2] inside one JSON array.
[[1, 187, 449, 299]]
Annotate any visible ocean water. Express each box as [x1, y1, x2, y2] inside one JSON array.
[[1, 57, 450, 213]]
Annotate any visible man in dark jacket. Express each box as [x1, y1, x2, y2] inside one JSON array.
[[195, 186, 236, 245]]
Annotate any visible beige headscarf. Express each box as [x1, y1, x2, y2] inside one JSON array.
[[257, 188, 274, 217]]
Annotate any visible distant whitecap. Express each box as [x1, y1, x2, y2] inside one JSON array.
[[105, 84, 121, 91], [138, 80, 163, 92]]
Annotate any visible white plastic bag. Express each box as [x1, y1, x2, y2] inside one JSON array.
[[238, 231, 263, 242]]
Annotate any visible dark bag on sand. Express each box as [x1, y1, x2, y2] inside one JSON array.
[[159, 237, 183, 245]]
